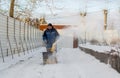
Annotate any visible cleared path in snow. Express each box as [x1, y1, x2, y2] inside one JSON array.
[[0, 48, 120, 78]]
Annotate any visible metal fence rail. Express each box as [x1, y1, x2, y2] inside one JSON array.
[[0, 13, 43, 62]]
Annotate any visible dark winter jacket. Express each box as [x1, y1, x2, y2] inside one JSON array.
[[43, 28, 59, 48]]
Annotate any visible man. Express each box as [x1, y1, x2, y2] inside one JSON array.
[[43, 23, 59, 52], [42, 23, 59, 64]]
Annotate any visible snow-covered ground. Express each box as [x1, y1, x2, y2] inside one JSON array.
[[0, 47, 120, 78]]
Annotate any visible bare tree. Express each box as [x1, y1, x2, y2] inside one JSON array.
[[9, 0, 15, 17], [14, 0, 39, 19]]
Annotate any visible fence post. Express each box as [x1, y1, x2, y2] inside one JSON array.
[[36, 30, 38, 48], [25, 23, 29, 53], [26, 23, 29, 53], [36, 28, 38, 48], [0, 40, 4, 62], [30, 25, 34, 51], [38, 30, 41, 47], [32, 26, 34, 50], [23, 23, 27, 54], [37, 29, 39, 47], [34, 27, 36, 48], [14, 18, 20, 56], [27, 23, 31, 51], [7, 16, 14, 59], [20, 21, 26, 55], [28, 23, 32, 52]]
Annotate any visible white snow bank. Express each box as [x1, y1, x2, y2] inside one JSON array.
[[79, 44, 117, 53]]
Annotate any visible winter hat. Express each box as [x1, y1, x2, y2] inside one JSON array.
[[48, 23, 52, 27]]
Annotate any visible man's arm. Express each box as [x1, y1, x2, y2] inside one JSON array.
[[42, 30, 47, 43], [55, 29, 60, 39]]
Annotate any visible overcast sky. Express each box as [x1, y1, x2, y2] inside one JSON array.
[[31, 0, 120, 18], [0, 0, 119, 18]]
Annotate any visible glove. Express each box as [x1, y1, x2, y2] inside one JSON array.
[[50, 43, 56, 52]]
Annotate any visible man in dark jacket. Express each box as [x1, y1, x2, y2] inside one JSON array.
[[43, 23, 59, 53], [42, 23, 59, 64]]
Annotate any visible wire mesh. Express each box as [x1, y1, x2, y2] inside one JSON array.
[[0, 13, 43, 62]]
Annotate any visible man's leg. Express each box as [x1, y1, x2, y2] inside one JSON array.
[[43, 48, 52, 64], [43, 52, 48, 65], [43, 48, 50, 64]]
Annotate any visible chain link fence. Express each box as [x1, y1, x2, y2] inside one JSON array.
[[0, 13, 43, 62]]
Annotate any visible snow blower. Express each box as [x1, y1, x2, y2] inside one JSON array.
[[43, 43, 57, 65]]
